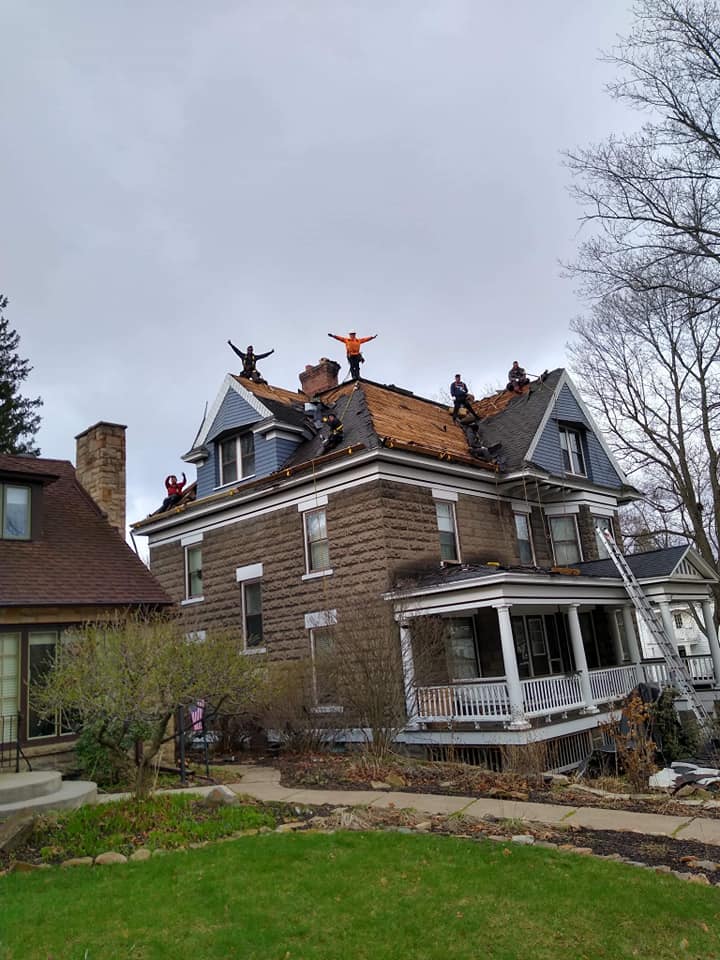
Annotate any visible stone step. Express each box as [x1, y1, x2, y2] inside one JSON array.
[[0, 771, 62, 805], [0, 780, 97, 820]]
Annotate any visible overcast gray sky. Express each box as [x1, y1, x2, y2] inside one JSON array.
[[1, 1, 636, 531]]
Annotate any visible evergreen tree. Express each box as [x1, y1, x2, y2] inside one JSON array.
[[0, 295, 42, 455]]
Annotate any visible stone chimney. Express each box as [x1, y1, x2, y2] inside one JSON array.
[[75, 421, 127, 535], [299, 358, 341, 397]]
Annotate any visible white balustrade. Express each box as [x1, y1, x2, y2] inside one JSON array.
[[589, 665, 639, 704], [641, 660, 669, 686], [416, 680, 510, 721], [686, 655, 715, 683], [521, 674, 584, 717]]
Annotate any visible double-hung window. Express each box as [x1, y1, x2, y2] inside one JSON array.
[[435, 500, 460, 563], [594, 516, 614, 558], [514, 512, 534, 565], [311, 626, 338, 706], [185, 545, 203, 600], [305, 508, 330, 573], [549, 516, 582, 566], [219, 433, 255, 486], [1, 484, 31, 540], [559, 425, 586, 476], [242, 581, 263, 649]]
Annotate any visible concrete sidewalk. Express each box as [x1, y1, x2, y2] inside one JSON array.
[[229, 764, 720, 845]]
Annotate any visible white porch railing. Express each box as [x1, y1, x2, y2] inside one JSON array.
[[589, 664, 640, 704], [522, 674, 584, 717], [642, 655, 715, 686], [416, 680, 510, 722], [414, 657, 716, 725]]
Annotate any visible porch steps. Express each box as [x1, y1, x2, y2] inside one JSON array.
[[0, 772, 97, 821]]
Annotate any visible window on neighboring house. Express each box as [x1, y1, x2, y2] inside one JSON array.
[[311, 627, 339, 706], [185, 545, 203, 600], [305, 508, 330, 573], [242, 580, 263, 649], [435, 500, 460, 563], [674, 612, 684, 629], [559, 425, 586, 476], [594, 516, 614, 558], [219, 432, 255, 486], [549, 515, 582, 566], [1, 484, 30, 540], [514, 512, 534, 565]]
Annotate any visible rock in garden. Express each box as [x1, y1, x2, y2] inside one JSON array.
[[275, 821, 305, 833], [511, 835, 535, 845], [371, 781, 391, 790], [414, 821, 432, 832], [95, 852, 128, 866], [695, 860, 719, 872], [10, 861, 47, 872], [61, 857, 94, 868], [384, 773, 407, 788], [129, 849, 151, 862], [200, 786, 238, 808], [688, 873, 711, 885]]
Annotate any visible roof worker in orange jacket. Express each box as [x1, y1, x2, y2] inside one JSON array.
[[328, 330, 377, 380]]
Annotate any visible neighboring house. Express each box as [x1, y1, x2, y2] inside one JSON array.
[[133, 360, 720, 769], [0, 422, 171, 769]]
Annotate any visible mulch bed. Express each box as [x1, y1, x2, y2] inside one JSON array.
[[276, 755, 720, 820]]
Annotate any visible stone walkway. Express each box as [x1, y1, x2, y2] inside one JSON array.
[[226, 764, 720, 845]]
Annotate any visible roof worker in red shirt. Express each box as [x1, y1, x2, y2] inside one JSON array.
[[328, 330, 377, 380], [159, 472, 186, 513]]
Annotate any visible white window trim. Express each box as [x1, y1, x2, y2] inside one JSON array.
[[511, 500, 532, 515], [431, 488, 458, 502], [304, 609, 338, 629], [309, 624, 343, 712], [181, 531, 203, 547], [435, 499, 461, 564], [548, 515, 583, 565], [241, 578, 264, 652], [302, 568, 334, 582], [184, 544, 204, 602], [513, 511, 535, 566], [297, 493, 328, 512], [218, 433, 256, 488], [236, 562, 263, 582], [543, 503, 580, 517], [303, 507, 331, 575], [559, 424, 587, 477]]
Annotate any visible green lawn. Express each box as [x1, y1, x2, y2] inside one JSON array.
[[1, 832, 719, 960]]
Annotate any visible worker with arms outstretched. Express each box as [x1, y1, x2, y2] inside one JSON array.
[[328, 330, 377, 380], [227, 341, 275, 382]]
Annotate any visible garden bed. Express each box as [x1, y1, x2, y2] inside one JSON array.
[[276, 754, 720, 819]]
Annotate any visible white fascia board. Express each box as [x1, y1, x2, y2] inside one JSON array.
[[194, 375, 274, 448], [180, 531, 203, 547]]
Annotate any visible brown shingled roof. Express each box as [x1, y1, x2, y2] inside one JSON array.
[[0, 454, 172, 607]]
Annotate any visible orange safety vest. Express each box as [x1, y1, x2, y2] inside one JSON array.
[[330, 334, 373, 356]]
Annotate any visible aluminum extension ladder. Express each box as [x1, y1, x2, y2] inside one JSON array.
[[595, 526, 714, 738]]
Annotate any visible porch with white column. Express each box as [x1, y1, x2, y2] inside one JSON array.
[[494, 603, 531, 730], [399, 622, 418, 724], [701, 601, 720, 688], [567, 604, 599, 715]]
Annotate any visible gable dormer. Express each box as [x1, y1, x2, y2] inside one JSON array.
[[526, 375, 625, 490], [184, 375, 312, 499]]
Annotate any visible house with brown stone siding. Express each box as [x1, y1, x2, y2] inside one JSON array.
[[132, 361, 720, 769], [0, 422, 171, 769]]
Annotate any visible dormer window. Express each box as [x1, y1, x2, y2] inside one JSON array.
[[1, 484, 30, 540], [559, 425, 586, 476], [219, 433, 255, 485]]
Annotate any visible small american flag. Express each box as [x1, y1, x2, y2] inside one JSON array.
[[190, 699, 205, 732]]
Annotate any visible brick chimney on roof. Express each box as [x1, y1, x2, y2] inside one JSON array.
[[299, 358, 341, 396], [75, 421, 127, 535]]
